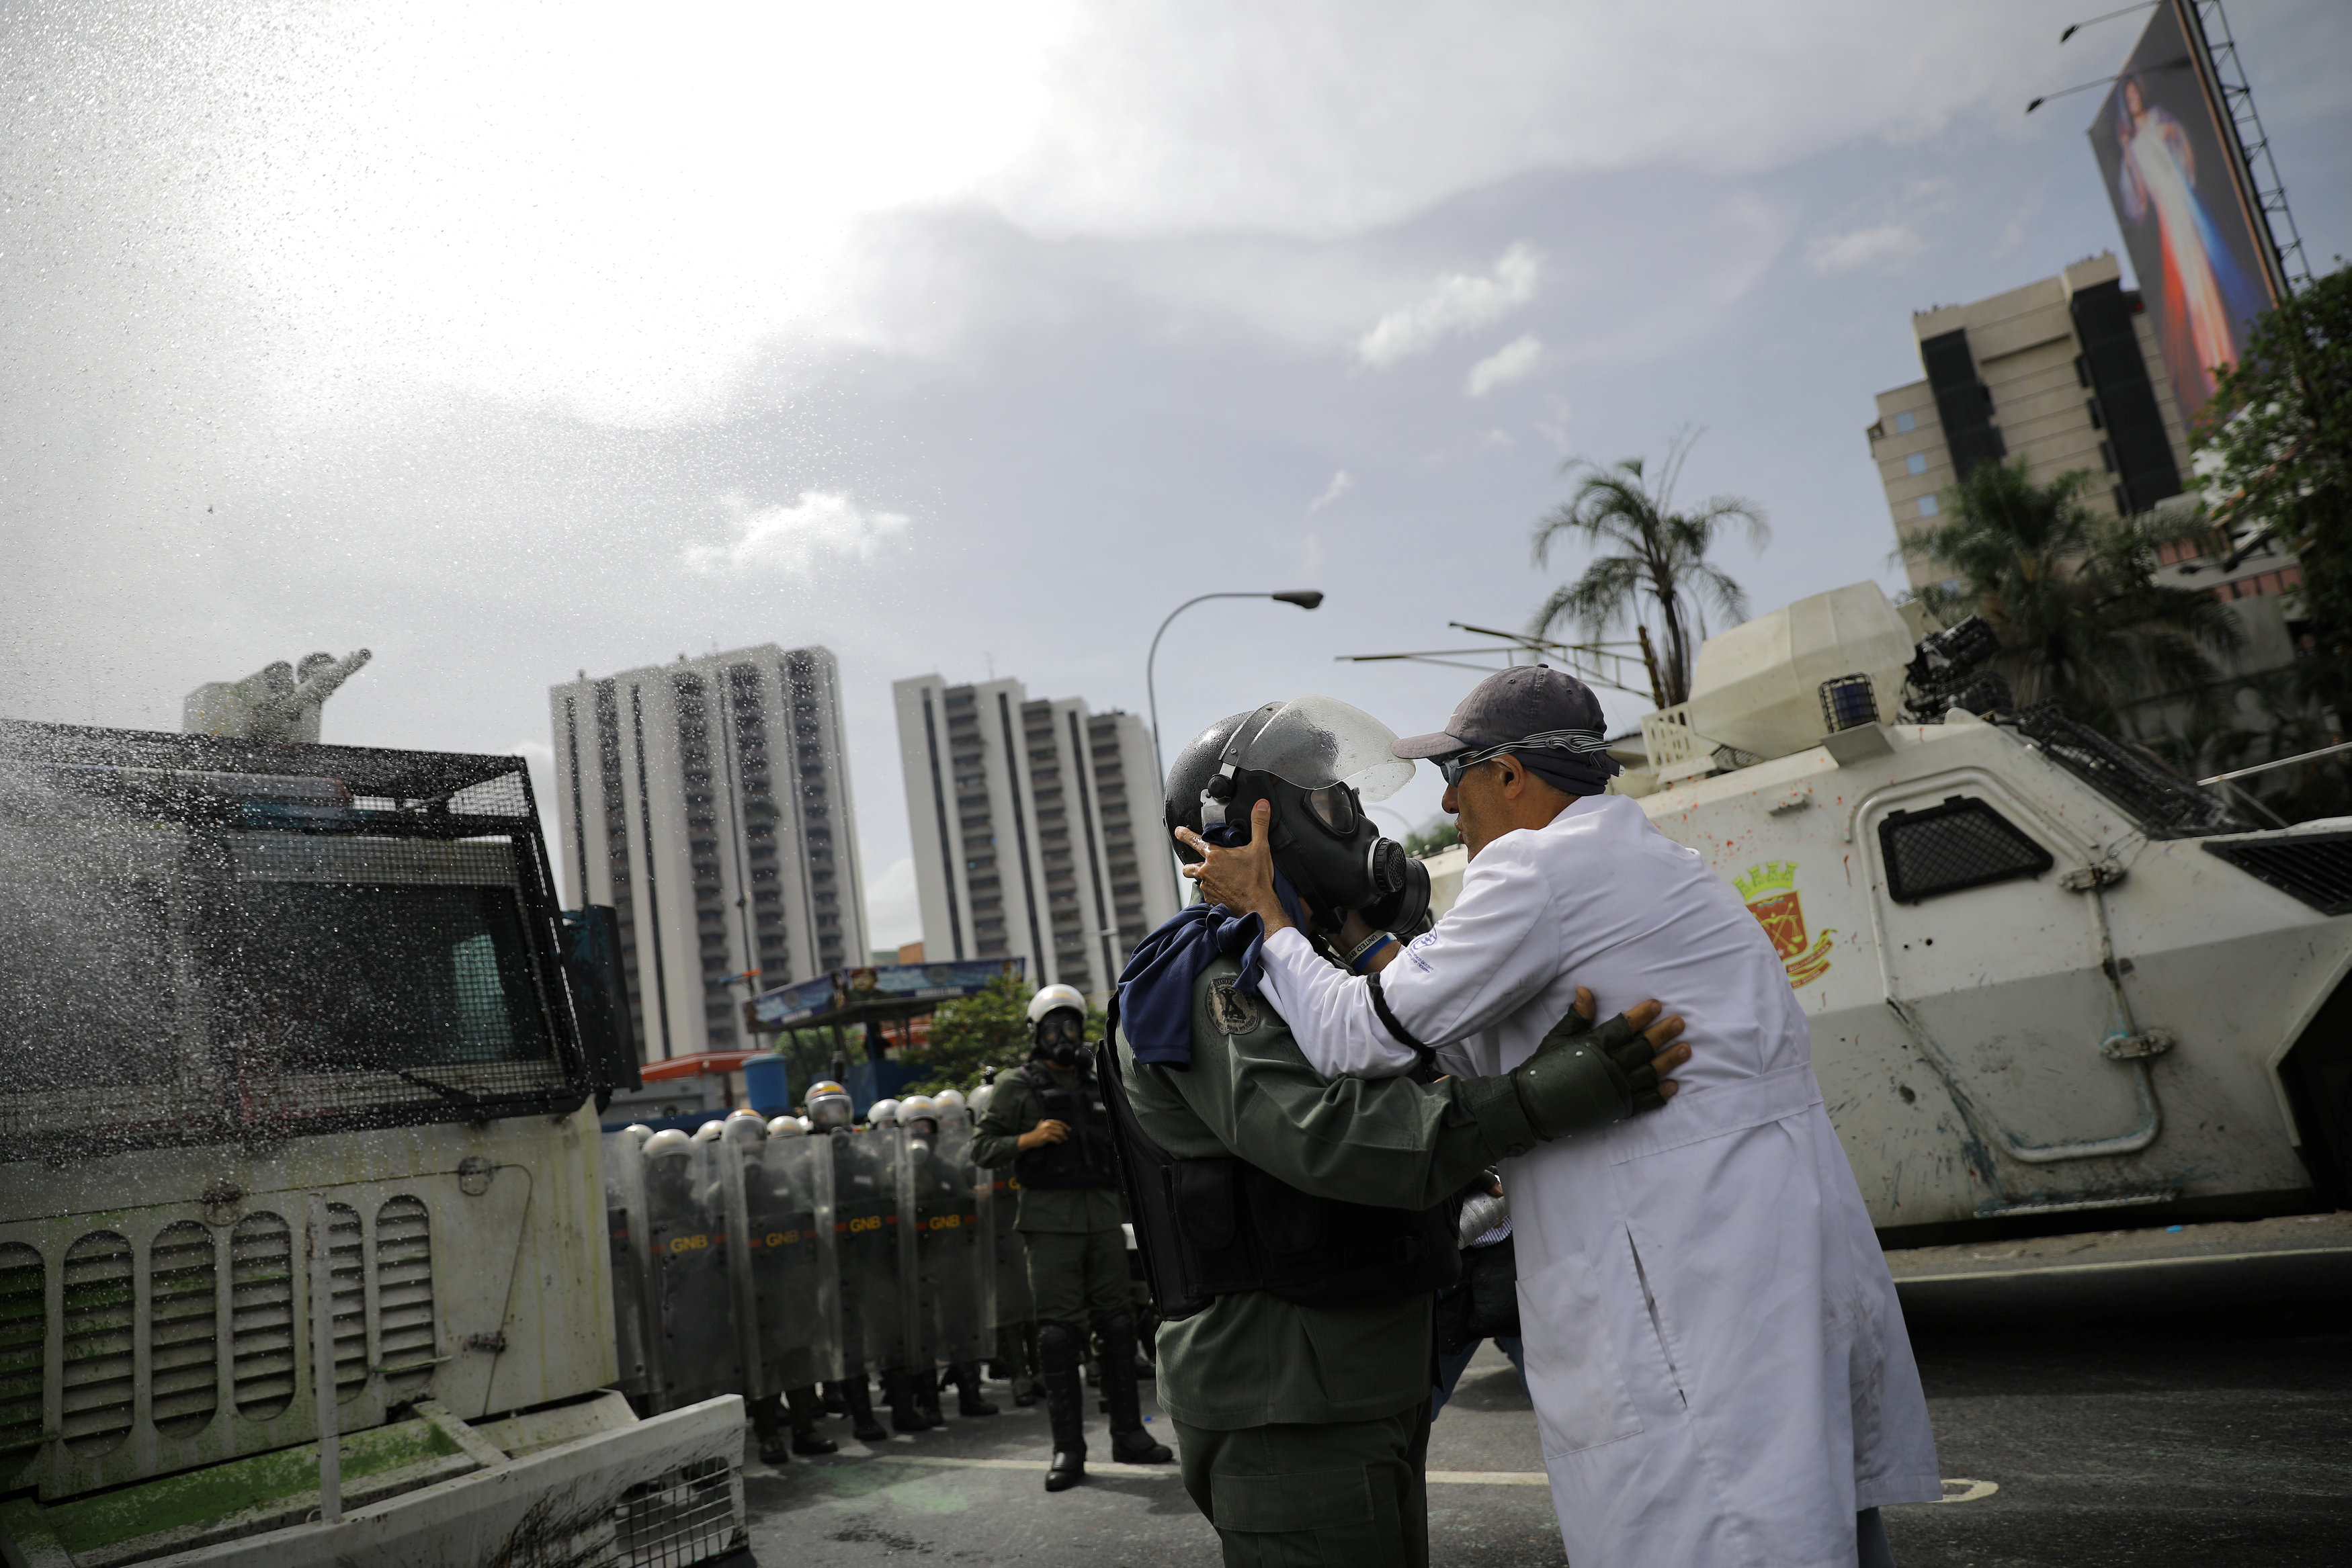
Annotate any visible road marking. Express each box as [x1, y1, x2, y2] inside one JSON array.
[[1940, 1479, 1999, 1504], [1890, 1246, 2352, 1287], [855, 1454, 1548, 1486]]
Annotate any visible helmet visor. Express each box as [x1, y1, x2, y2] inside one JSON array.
[[1233, 696, 1414, 803]]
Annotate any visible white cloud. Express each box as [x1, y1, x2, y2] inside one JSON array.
[[866, 856, 922, 950], [681, 490, 911, 575], [1308, 470, 1354, 512], [1806, 223, 1929, 275], [1355, 245, 1540, 367], [1465, 333, 1542, 397]]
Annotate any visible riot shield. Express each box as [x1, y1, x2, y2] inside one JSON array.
[[741, 1133, 843, 1391], [898, 1114, 991, 1368], [642, 1136, 742, 1412], [601, 1130, 655, 1399], [829, 1127, 909, 1375]]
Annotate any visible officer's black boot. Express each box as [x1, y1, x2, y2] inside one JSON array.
[[917, 1366, 948, 1428], [749, 1393, 792, 1466], [786, 1384, 839, 1455], [1011, 1320, 1042, 1406], [883, 1368, 927, 1434], [951, 1361, 999, 1417], [821, 1385, 846, 1417], [1095, 1313, 1172, 1464], [833, 1377, 888, 1444], [1038, 1319, 1087, 1492]]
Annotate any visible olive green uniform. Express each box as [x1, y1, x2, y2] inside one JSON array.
[[971, 1065, 1128, 1325], [1118, 955, 1537, 1567]]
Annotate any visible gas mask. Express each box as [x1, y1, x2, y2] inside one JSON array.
[[1033, 1008, 1086, 1067], [1179, 696, 1431, 937]]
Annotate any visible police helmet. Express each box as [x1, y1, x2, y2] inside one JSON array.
[[1027, 984, 1087, 1028], [766, 1115, 806, 1139], [805, 1080, 853, 1133], [622, 1123, 655, 1146], [867, 1098, 902, 1129], [643, 1127, 693, 1162], [934, 1087, 966, 1110], [723, 1109, 767, 1145], [691, 1119, 725, 1143]]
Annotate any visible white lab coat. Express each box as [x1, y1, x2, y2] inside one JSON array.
[[1258, 793, 1939, 1568]]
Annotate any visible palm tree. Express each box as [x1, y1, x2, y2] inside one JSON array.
[[1529, 429, 1768, 708], [1903, 459, 2239, 733]]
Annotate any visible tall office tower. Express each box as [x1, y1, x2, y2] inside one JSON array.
[[1870, 253, 2196, 595], [892, 675, 1181, 1000], [549, 646, 870, 1061]]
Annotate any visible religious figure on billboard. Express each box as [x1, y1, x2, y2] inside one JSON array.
[[2111, 73, 2267, 414], [2088, 3, 2277, 431]]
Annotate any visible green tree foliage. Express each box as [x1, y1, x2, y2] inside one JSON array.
[[2198, 263, 2352, 706], [892, 973, 1111, 1098], [1403, 818, 1460, 857], [1903, 459, 2238, 732], [1529, 429, 1768, 708]]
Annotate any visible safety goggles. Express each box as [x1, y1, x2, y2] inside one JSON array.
[[1436, 728, 1615, 786], [1304, 783, 1359, 835]]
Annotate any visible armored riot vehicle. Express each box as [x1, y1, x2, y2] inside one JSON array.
[[0, 723, 745, 1567], [1584, 582, 2350, 1238]]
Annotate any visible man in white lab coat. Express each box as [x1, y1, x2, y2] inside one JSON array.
[[1179, 667, 1939, 1568]]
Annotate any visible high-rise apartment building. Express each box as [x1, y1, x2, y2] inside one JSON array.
[[1870, 253, 2194, 593], [892, 675, 1179, 1000], [549, 646, 869, 1061]]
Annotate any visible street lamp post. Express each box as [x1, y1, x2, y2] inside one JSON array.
[[1147, 591, 1324, 787]]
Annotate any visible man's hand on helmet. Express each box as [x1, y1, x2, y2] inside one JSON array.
[[1509, 989, 1689, 1140], [1174, 797, 1294, 933]]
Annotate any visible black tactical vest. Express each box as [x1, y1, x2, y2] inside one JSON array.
[[1096, 1037, 1461, 1321], [1012, 1060, 1124, 1190]]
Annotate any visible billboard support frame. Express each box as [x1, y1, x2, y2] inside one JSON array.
[[2183, 0, 2310, 293]]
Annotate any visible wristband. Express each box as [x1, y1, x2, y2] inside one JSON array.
[[1345, 932, 1396, 973]]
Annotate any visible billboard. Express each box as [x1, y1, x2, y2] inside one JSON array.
[[2087, 0, 2279, 431]]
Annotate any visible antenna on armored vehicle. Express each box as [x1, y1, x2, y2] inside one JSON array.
[[183, 648, 372, 742], [1339, 623, 1653, 699]]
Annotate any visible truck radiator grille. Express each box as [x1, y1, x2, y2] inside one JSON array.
[[231, 1212, 296, 1420], [149, 1221, 218, 1436], [60, 1231, 134, 1454], [375, 1196, 437, 1395], [616, 1455, 743, 1567], [325, 1204, 367, 1402], [2203, 831, 2352, 916], [0, 1244, 42, 1471]]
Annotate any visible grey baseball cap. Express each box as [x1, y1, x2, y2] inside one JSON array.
[[1391, 666, 1610, 758]]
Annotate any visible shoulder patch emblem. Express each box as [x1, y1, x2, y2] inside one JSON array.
[[1207, 982, 1262, 1036]]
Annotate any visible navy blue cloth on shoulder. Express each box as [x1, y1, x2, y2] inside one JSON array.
[[1111, 824, 1306, 1071]]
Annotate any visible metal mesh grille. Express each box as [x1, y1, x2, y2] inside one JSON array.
[[231, 1212, 296, 1421], [2203, 831, 2352, 916], [0, 1244, 42, 1473], [1880, 796, 2055, 904], [614, 1456, 743, 1567], [60, 1231, 134, 1455], [149, 1221, 219, 1437], [2005, 703, 2246, 838], [0, 734, 585, 1159]]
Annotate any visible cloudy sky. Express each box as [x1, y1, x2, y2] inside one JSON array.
[[7, 0, 2348, 950]]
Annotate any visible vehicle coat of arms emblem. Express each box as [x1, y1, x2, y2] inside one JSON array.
[[1735, 861, 1835, 988]]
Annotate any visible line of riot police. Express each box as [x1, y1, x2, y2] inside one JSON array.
[[603, 1084, 1005, 1463]]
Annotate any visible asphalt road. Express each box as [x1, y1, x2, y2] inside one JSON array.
[[730, 1221, 2352, 1567]]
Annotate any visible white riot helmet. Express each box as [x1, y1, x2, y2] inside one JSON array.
[[767, 1115, 806, 1139], [723, 1109, 767, 1145], [692, 1119, 725, 1143], [934, 1087, 966, 1111], [622, 1123, 655, 1146], [968, 1073, 997, 1116], [867, 1098, 902, 1129], [1028, 984, 1089, 1065], [805, 1080, 853, 1133], [643, 1128, 693, 1162]]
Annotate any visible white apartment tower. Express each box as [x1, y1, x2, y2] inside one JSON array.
[[550, 646, 870, 1061], [892, 675, 1180, 1000]]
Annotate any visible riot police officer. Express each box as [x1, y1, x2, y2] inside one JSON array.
[[806, 1080, 892, 1444], [973, 985, 1172, 1491], [899, 1094, 998, 1426]]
